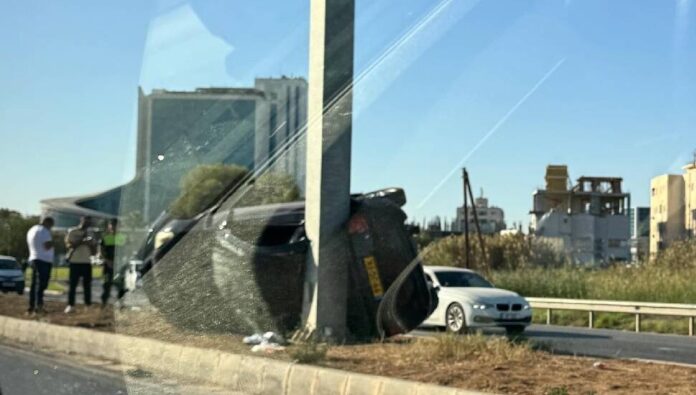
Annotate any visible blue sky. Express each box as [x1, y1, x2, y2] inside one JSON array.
[[1, 0, 695, 227]]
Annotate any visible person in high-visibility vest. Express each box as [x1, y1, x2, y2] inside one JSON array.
[[100, 218, 127, 307]]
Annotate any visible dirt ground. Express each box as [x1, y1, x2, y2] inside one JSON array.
[[2, 294, 695, 395]]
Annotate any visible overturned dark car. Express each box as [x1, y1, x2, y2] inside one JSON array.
[[134, 187, 437, 340]]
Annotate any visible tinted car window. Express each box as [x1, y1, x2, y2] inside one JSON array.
[[0, 259, 19, 270], [435, 271, 493, 288]]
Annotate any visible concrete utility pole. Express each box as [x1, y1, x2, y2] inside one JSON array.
[[463, 169, 470, 268], [302, 0, 355, 341]]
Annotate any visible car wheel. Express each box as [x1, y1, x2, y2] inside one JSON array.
[[17, 289, 24, 295], [505, 325, 525, 335], [445, 303, 468, 334]]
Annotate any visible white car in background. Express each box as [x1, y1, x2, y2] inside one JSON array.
[[421, 266, 532, 335]]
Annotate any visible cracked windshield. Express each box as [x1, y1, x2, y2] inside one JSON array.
[[2, 1, 696, 394]]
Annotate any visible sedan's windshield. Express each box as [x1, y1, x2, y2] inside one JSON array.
[[434, 271, 493, 288], [0, 259, 19, 270]]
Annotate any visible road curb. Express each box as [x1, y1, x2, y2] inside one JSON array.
[[0, 316, 489, 395], [626, 358, 696, 370]]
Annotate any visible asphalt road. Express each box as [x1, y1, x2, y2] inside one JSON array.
[[0, 343, 240, 395], [414, 324, 696, 365], [0, 344, 126, 395]]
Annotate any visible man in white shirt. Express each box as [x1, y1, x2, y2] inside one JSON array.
[[26, 217, 55, 314], [65, 216, 97, 313]]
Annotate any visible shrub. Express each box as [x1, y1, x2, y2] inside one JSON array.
[[287, 341, 329, 364], [237, 172, 301, 207], [169, 164, 248, 219], [421, 233, 565, 271]]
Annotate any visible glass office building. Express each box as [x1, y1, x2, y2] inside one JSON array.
[[42, 77, 308, 227]]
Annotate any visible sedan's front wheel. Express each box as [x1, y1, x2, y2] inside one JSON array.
[[445, 303, 468, 334]]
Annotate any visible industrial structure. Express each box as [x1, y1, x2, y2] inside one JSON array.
[[42, 77, 308, 229], [649, 161, 696, 258], [530, 165, 631, 264]]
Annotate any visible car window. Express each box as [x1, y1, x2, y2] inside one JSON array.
[[434, 271, 493, 288], [0, 259, 19, 270]]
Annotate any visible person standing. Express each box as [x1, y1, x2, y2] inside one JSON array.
[[26, 217, 55, 315], [99, 218, 126, 307], [65, 216, 97, 313]]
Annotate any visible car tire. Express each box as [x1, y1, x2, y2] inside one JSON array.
[[17, 289, 24, 295], [445, 303, 468, 334], [505, 325, 525, 335]]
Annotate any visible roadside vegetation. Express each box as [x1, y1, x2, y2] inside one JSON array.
[[421, 234, 696, 334], [410, 333, 536, 364], [422, 234, 696, 303]]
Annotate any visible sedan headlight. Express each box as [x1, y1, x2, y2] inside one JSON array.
[[522, 303, 531, 310], [472, 303, 494, 310]]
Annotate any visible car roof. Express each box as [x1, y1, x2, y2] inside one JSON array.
[[424, 265, 476, 273], [0, 255, 17, 261]]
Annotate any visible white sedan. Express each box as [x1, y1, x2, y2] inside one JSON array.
[[421, 266, 532, 334]]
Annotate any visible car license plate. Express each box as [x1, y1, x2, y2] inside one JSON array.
[[501, 313, 517, 320], [2, 282, 15, 287]]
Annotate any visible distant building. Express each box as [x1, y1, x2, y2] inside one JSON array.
[[500, 228, 523, 237], [42, 77, 308, 228], [454, 192, 505, 235], [649, 174, 685, 258], [649, 162, 696, 258], [629, 207, 650, 262], [530, 165, 630, 264], [684, 163, 696, 238]]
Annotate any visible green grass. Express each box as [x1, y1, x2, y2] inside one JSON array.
[[487, 266, 696, 335], [24, 266, 103, 293], [530, 309, 692, 335], [489, 266, 696, 304]]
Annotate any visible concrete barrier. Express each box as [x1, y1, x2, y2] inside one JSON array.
[[0, 316, 489, 395]]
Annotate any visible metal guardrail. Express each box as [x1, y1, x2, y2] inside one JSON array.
[[527, 297, 696, 336]]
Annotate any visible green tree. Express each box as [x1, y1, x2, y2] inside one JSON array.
[[0, 209, 40, 260], [169, 164, 249, 219]]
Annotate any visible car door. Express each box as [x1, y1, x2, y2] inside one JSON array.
[[421, 272, 444, 326]]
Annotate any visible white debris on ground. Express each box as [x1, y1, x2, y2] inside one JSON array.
[[593, 361, 608, 370], [244, 332, 286, 353]]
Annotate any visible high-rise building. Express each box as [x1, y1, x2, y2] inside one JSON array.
[[43, 77, 308, 227], [136, 77, 307, 221], [649, 174, 685, 258]]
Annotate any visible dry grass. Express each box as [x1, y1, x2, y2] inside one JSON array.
[[410, 333, 536, 364], [2, 294, 696, 394]]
